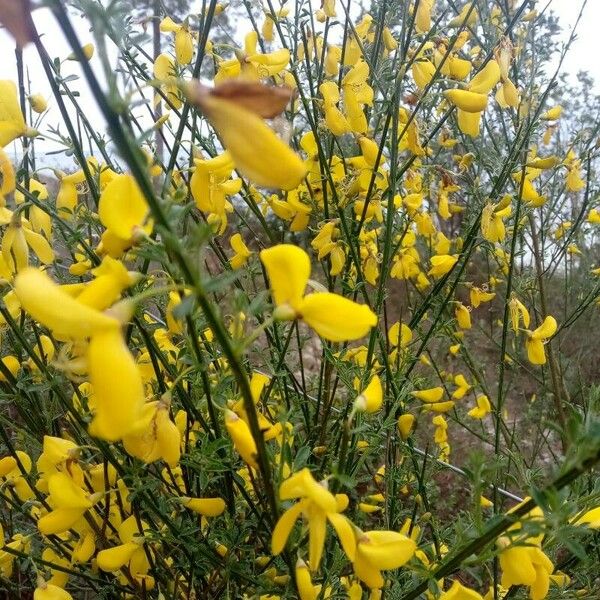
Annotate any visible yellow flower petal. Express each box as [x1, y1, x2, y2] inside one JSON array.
[[532, 315, 557, 340], [225, 409, 258, 468], [327, 512, 356, 560], [308, 510, 327, 571], [295, 559, 317, 600], [98, 174, 149, 241], [260, 244, 310, 310], [526, 338, 546, 365], [468, 59, 501, 94], [440, 580, 484, 600], [34, 582, 73, 600], [97, 542, 139, 572], [456, 109, 481, 137], [0, 148, 16, 196], [397, 414, 415, 439], [271, 500, 304, 555], [183, 497, 226, 517], [37, 507, 84, 536], [0, 80, 27, 147], [411, 387, 444, 403], [444, 89, 488, 113], [355, 374, 383, 413], [358, 530, 416, 570], [88, 327, 146, 441], [574, 506, 600, 528], [14, 268, 118, 339], [48, 473, 91, 509], [299, 293, 377, 342]]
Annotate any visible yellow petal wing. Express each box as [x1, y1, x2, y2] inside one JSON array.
[[14, 268, 118, 338], [87, 327, 146, 441], [299, 293, 377, 342], [260, 244, 310, 309], [98, 174, 149, 241]]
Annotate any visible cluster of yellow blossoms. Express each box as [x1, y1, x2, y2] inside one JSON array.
[[0, 0, 599, 598]]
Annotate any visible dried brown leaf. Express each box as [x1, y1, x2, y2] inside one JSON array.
[[0, 0, 35, 47], [187, 79, 295, 119]]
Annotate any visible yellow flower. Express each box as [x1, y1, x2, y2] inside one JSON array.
[[498, 539, 554, 600], [272, 468, 356, 570], [508, 295, 530, 332], [470, 286, 495, 308], [445, 89, 488, 113], [388, 320, 412, 346], [122, 400, 181, 466], [353, 530, 416, 589], [229, 233, 252, 270], [38, 472, 97, 535], [411, 387, 444, 403], [456, 109, 482, 137], [524, 316, 557, 365], [468, 60, 501, 94], [433, 414, 448, 443], [97, 516, 148, 575], [0, 80, 36, 147], [1, 217, 54, 274], [413, 386, 454, 413], [440, 581, 483, 600], [415, 0, 434, 32], [260, 244, 377, 342], [468, 394, 491, 419], [34, 580, 73, 600], [175, 26, 194, 64], [225, 409, 258, 469], [182, 496, 226, 517], [187, 82, 307, 190], [354, 374, 383, 413], [87, 325, 146, 441], [323, 0, 336, 17], [311, 221, 346, 275], [397, 414, 415, 439], [14, 268, 117, 339], [451, 373, 471, 399], [28, 94, 48, 114], [428, 254, 458, 278], [97, 541, 140, 572], [480, 495, 494, 509], [382, 26, 398, 51], [0, 148, 15, 219], [76, 257, 138, 311], [67, 43, 95, 61], [295, 558, 320, 600], [455, 302, 471, 329], [98, 173, 151, 243], [573, 506, 600, 528], [541, 105, 562, 120], [586, 208, 600, 224], [14, 268, 146, 441], [412, 59, 436, 90], [448, 1, 478, 27], [481, 198, 510, 243]]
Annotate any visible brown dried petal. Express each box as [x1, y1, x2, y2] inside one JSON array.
[[187, 79, 295, 119], [0, 0, 35, 47]]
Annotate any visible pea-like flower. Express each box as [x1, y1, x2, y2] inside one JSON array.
[[353, 529, 416, 589], [271, 468, 356, 571], [260, 244, 377, 342], [524, 316, 557, 365]]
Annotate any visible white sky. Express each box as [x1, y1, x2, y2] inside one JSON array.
[[0, 0, 597, 162], [549, 0, 600, 85]]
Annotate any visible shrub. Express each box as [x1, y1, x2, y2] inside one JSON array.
[[0, 0, 600, 598]]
